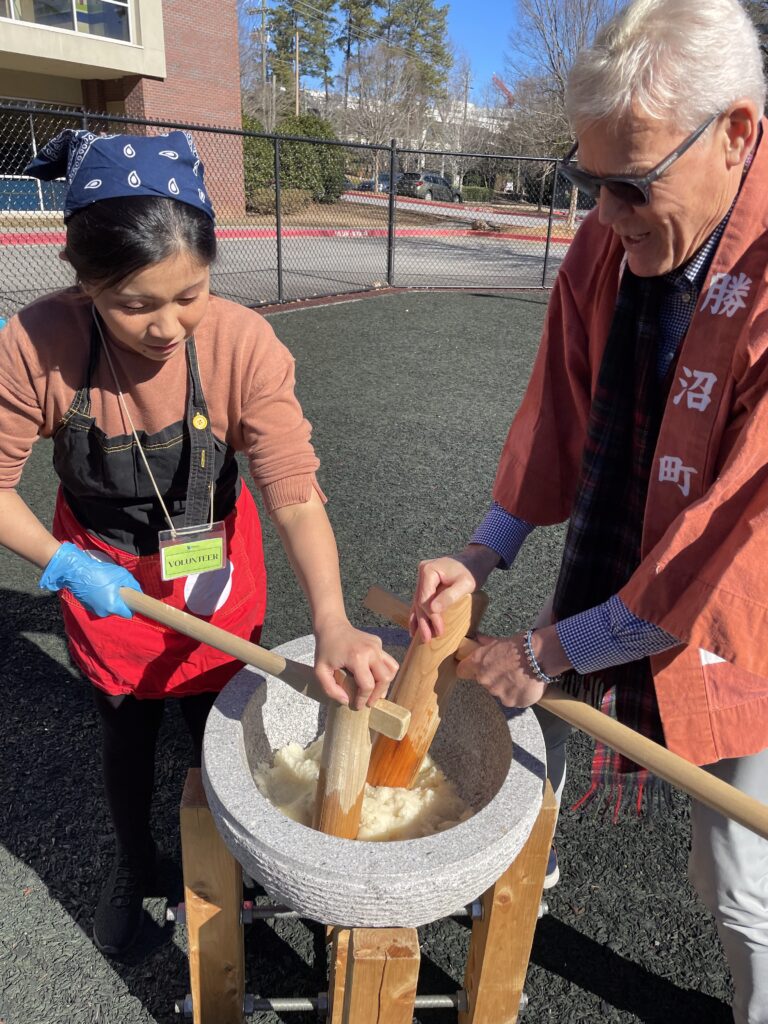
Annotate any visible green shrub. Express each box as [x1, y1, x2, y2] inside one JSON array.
[[276, 114, 346, 203], [242, 113, 274, 199], [462, 185, 493, 203], [246, 187, 312, 215]]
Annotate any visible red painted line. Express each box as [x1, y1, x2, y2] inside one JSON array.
[[0, 230, 67, 245], [1, 226, 572, 246]]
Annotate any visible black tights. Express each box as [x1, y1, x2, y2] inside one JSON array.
[[92, 688, 217, 862]]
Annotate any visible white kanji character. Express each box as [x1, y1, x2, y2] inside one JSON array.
[[672, 367, 718, 412], [700, 271, 752, 318], [659, 455, 697, 497]]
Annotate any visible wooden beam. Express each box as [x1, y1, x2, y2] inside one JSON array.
[[341, 928, 420, 1024], [180, 769, 245, 1024], [460, 781, 557, 1024], [367, 592, 485, 789], [327, 926, 351, 1023]]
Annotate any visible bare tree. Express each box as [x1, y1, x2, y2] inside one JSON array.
[[345, 42, 421, 179], [431, 55, 499, 186], [507, 0, 620, 135], [744, 0, 768, 71], [505, 0, 620, 225]]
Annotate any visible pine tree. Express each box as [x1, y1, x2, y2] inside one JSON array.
[[336, 0, 380, 113], [267, 0, 338, 109], [385, 0, 452, 95], [379, 0, 452, 145]]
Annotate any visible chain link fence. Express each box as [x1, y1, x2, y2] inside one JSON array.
[[0, 103, 587, 319]]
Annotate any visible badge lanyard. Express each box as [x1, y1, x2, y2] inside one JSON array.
[[94, 310, 228, 582]]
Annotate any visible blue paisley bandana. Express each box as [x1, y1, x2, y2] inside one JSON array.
[[25, 129, 215, 221]]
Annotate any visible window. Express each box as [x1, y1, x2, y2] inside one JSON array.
[[1, 0, 131, 41], [33, 0, 74, 30], [76, 0, 130, 41]]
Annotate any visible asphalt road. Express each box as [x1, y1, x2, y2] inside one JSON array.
[[0, 231, 566, 315], [341, 191, 573, 230]]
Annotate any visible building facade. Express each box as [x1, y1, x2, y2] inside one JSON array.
[[1, 0, 245, 215]]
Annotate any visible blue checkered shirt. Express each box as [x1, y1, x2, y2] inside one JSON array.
[[471, 218, 729, 674]]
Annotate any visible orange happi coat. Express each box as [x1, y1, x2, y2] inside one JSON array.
[[493, 123, 768, 766]]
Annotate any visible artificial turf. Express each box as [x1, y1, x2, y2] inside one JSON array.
[[0, 290, 731, 1023]]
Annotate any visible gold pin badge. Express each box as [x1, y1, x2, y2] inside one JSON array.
[[192, 413, 208, 430]]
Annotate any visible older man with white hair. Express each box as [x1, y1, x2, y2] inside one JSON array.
[[411, 0, 768, 1020]]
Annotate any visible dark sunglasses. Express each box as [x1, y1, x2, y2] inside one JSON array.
[[559, 112, 721, 207]]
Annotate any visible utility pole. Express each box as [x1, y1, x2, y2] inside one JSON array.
[[294, 17, 300, 116], [260, 0, 267, 121], [260, 0, 267, 87]]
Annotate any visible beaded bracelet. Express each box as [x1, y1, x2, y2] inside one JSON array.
[[523, 628, 562, 685]]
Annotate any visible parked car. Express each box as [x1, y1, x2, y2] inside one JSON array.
[[397, 171, 462, 203], [359, 172, 402, 193]]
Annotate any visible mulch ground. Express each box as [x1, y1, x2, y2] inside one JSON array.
[[0, 291, 732, 1023]]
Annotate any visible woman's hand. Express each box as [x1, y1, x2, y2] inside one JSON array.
[[455, 625, 571, 708], [410, 545, 500, 642], [314, 617, 399, 710]]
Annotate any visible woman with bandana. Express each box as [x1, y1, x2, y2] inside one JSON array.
[[0, 129, 398, 957]]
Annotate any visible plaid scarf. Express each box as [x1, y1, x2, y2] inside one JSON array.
[[552, 266, 677, 819]]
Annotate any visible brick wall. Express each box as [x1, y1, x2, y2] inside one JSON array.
[[117, 0, 245, 218]]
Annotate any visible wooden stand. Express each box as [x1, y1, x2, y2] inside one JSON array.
[[180, 769, 246, 1024], [180, 771, 556, 1024]]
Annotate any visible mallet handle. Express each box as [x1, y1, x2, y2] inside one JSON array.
[[120, 588, 410, 741], [364, 586, 768, 840]]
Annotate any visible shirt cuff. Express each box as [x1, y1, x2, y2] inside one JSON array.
[[469, 503, 535, 569], [259, 474, 327, 514], [555, 594, 679, 675]]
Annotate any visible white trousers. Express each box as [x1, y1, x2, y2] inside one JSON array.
[[532, 706, 768, 1023]]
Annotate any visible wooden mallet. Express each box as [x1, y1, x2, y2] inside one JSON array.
[[366, 591, 488, 788], [364, 586, 768, 841]]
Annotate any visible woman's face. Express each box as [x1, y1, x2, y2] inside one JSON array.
[[83, 250, 211, 362]]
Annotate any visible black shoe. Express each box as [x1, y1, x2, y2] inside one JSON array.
[[93, 850, 153, 957]]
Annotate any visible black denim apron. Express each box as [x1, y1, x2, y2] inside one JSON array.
[[52, 315, 239, 556]]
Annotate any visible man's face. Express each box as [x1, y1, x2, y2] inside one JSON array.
[[577, 112, 740, 277]]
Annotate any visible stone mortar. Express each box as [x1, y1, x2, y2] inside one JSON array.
[[202, 634, 547, 928]]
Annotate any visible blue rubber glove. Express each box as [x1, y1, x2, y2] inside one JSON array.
[[39, 542, 142, 618]]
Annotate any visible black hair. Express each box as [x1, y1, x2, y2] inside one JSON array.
[[63, 196, 217, 290]]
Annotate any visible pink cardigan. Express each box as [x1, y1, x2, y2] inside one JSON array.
[[0, 291, 323, 514]]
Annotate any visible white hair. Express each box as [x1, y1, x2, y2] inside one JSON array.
[[566, 0, 766, 133]]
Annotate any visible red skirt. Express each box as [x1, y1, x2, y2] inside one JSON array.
[[53, 484, 267, 699]]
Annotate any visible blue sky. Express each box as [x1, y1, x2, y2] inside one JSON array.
[[282, 0, 517, 101], [447, 0, 515, 100]]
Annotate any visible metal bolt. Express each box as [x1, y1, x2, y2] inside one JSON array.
[[166, 902, 186, 925], [519, 991, 529, 1014], [456, 989, 469, 1013], [241, 900, 254, 926], [539, 900, 549, 919], [317, 991, 329, 1017], [468, 899, 484, 920], [243, 993, 256, 1015], [173, 994, 193, 1018]]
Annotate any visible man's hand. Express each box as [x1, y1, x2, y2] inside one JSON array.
[[410, 545, 500, 642], [455, 625, 571, 707], [455, 633, 548, 707], [314, 618, 399, 710]]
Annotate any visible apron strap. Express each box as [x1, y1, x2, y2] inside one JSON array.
[[69, 316, 103, 417], [183, 335, 217, 527]]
